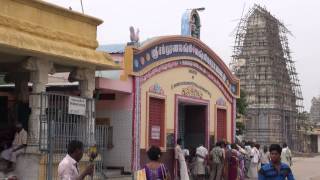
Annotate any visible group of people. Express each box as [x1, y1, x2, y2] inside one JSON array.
[[1, 129, 295, 180], [57, 139, 294, 180], [173, 139, 295, 180]]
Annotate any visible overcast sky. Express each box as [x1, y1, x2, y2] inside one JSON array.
[[46, 0, 320, 111]]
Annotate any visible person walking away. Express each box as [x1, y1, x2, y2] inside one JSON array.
[[255, 144, 261, 169], [209, 141, 224, 180], [175, 139, 189, 180], [243, 142, 252, 178], [258, 144, 295, 180], [143, 145, 170, 180], [58, 140, 94, 180], [236, 144, 246, 180], [228, 144, 240, 180], [195, 144, 208, 180], [247, 143, 259, 179], [260, 146, 270, 168], [281, 143, 292, 167], [222, 142, 231, 180], [189, 148, 198, 180], [0, 123, 27, 172]]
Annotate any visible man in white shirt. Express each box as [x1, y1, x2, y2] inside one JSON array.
[[58, 140, 94, 180], [1, 123, 27, 172], [195, 144, 208, 180], [175, 138, 190, 180], [248, 143, 260, 178], [281, 143, 292, 166]]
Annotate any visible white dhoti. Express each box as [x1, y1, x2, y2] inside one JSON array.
[[175, 145, 190, 180], [1, 146, 23, 163], [195, 146, 208, 176], [195, 161, 206, 175], [179, 159, 190, 180], [247, 162, 258, 178]]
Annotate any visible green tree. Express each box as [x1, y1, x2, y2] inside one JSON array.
[[236, 89, 248, 117], [236, 89, 248, 135], [236, 121, 245, 135]]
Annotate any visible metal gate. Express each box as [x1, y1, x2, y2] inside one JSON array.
[[38, 92, 108, 180]]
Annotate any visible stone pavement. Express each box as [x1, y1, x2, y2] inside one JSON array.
[[2, 156, 320, 180], [291, 155, 320, 180]]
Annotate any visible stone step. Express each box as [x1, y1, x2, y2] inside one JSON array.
[[0, 172, 5, 179], [103, 169, 132, 180], [106, 176, 132, 180]]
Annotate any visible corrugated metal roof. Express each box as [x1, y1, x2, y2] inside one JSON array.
[[98, 38, 158, 53], [95, 70, 121, 80], [97, 44, 126, 53]]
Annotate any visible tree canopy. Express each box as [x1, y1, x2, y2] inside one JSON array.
[[236, 89, 248, 116]]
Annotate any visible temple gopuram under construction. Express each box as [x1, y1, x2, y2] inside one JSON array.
[[230, 5, 304, 150]]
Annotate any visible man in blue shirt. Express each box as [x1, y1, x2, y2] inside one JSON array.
[[258, 144, 295, 180]]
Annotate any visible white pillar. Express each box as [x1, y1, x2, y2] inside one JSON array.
[[22, 57, 55, 146], [79, 68, 95, 145], [79, 68, 95, 98], [15, 58, 54, 180]]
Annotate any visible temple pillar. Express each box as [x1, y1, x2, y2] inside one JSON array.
[[14, 57, 55, 180], [23, 58, 55, 146]]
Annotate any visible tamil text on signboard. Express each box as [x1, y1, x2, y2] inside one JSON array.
[[68, 96, 86, 116], [151, 126, 161, 140]]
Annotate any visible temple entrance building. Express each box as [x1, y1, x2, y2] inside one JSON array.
[[95, 9, 240, 176]]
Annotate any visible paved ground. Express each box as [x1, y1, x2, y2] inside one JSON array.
[[1, 155, 320, 180], [291, 155, 320, 180]]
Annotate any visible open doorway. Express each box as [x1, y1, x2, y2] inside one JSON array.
[[0, 96, 8, 127], [178, 103, 207, 150]]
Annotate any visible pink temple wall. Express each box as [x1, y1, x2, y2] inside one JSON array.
[[96, 93, 132, 110], [95, 77, 132, 94]]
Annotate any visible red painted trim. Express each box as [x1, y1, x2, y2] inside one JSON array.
[[131, 77, 136, 171]]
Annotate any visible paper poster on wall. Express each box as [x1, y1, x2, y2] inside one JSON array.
[[151, 126, 161, 140], [68, 96, 86, 116]]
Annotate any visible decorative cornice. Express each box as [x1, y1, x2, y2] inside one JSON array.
[[0, 14, 98, 49], [0, 25, 119, 70], [12, 0, 103, 26]]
